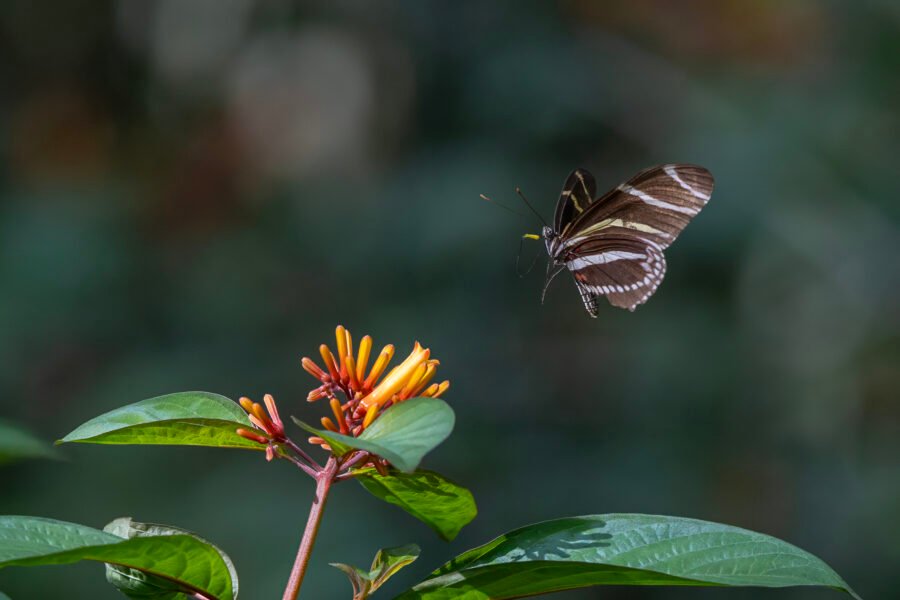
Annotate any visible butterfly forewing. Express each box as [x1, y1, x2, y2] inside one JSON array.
[[549, 164, 713, 314], [564, 164, 713, 251], [554, 168, 597, 237]]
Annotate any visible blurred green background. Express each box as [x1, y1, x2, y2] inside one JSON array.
[[1, 1, 898, 598]]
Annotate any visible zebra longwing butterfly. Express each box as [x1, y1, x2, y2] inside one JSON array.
[[538, 164, 714, 316]]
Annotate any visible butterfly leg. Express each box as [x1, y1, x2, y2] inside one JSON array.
[[541, 264, 567, 305], [515, 235, 542, 277]]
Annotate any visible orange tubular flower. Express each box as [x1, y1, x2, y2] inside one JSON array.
[[359, 342, 430, 410], [300, 326, 451, 443], [236, 394, 286, 461]]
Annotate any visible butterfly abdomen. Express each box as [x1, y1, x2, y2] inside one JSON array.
[[575, 280, 600, 318]]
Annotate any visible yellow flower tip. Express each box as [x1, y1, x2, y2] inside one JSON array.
[[422, 383, 439, 397], [345, 354, 360, 388], [363, 344, 394, 389], [329, 397, 343, 418], [356, 335, 372, 381], [329, 398, 348, 434], [320, 417, 338, 432], [250, 402, 268, 424], [344, 329, 354, 363], [239, 397, 254, 413], [362, 404, 379, 429], [360, 343, 430, 410], [415, 343, 431, 359], [335, 325, 348, 364], [408, 363, 437, 398], [433, 381, 450, 398], [400, 363, 428, 399], [319, 344, 340, 380]]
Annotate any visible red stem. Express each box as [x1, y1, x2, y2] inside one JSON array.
[[282, 456, 338, 600], [285, 437, 322, 471]]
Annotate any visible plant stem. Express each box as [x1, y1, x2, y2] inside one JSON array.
[[281, 451, 318, 478], [282, 455, 338, 600], [340, 450, 370, 471], [285, 437, 323, 471]]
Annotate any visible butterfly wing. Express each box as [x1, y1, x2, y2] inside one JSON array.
[[554, 168, 597, 237], [567, 237, 667, 314], [565, 164, 713, 251], [555, 164, 712, 314]]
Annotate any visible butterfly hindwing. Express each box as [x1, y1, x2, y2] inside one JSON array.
[[566, 237, 666, 314]]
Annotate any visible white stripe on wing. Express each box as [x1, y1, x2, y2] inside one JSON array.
[[567, 251, 645, 270], [618, 184, 699, 215], [664, 165, 710, 202]]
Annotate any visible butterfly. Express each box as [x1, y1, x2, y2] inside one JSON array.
[[529, 164, 714, 316]]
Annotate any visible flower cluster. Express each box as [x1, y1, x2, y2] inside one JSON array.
[[235, 393, 285, 461], [234, 326, 449, 466], [301, 326, 449, 441]]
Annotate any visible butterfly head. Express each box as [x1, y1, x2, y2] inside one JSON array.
[[541, 226, 563, 261]]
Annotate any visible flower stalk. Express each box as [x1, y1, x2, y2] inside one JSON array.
[[282, 456, 339, 600]]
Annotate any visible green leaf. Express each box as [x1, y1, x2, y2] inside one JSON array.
[[103, 518, 239, 600], [104, 564, 186, 599], [356, 469, 476, 541], [368, 544, 420, 590], [292, 418, 354, 456], [0, 420, 58, 465], [0, 516, 236, 600], [0, 591, 11, 599], [292, 397, 454, 472], [331, 562, 370, 600], [397, 514, 860, 600], [332, 544, 420, 600], [58, 391, 261, 451]]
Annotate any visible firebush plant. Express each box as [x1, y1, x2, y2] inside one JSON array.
[[0, 326, 859, 599]]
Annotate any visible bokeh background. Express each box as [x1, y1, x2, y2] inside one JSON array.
[[1, 1, 898, 598]]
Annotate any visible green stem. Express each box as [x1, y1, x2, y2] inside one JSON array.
[[282, 456, 338, 600]]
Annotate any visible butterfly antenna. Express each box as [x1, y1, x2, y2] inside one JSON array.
[[480, 194, 530, 219], [515, 187, 549, 227]]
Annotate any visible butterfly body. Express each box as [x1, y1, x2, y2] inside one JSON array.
[[542, 225, 561, 258], [541, 164, 714, 316]]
